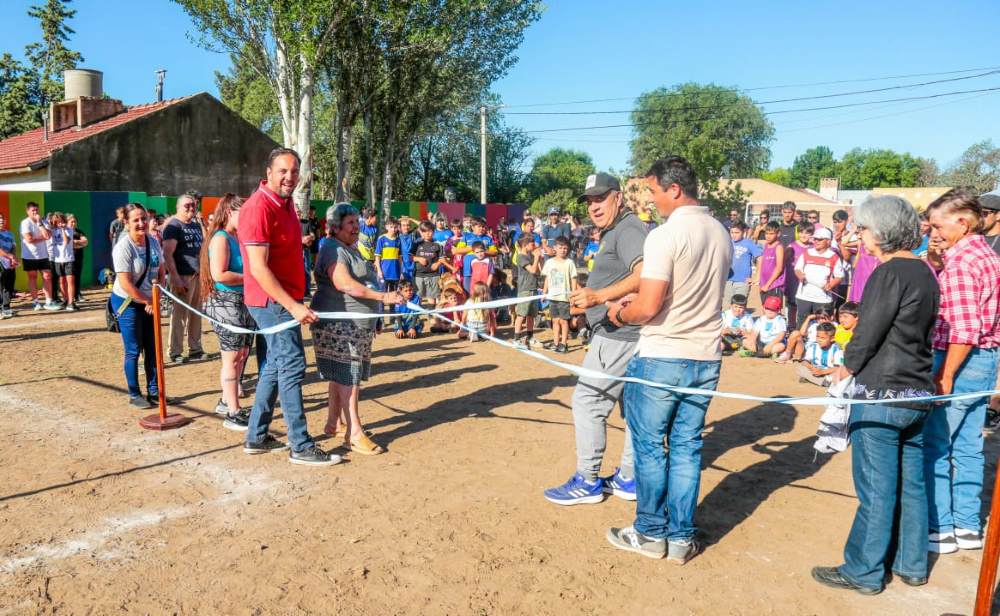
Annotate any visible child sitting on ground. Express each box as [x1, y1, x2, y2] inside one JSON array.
[[797, 322, 844, 387], [777, 308, 832, 363], [393, 280, 423, 339], [460, 281, 496, 341], [431, 281, 465, 334], [541, 236, 578, 354], [835, 302, 859, 349], [721, 294, 755, 355], [741, 295, 787, 357]]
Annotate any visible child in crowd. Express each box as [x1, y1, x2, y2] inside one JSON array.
[[492, 270, 514, 325], [741, 295, 787, 357], [432, 215, 451, 244], [411, 221, 447, 306], [541, 236, 578, 353], [431, 280, 465, 334], [777, 309, 832, 363], [445, 220, 466, 289], [797, 322, 844, 387], [513, 234, 542, 349], [835, 301, 859, 349], [358, 208, 378, 261], [757, 221, 785, 307], [466, 241, 495, 295], [721, 294, 755, 355], [399, 217, 416, 281], [783, 223, 814, 328], [583, 226, 600, 272], [461, 281, 496, 341], [49, 212, 78, 312], [393, 280, 423, 339], [375, 217, 403, 326]]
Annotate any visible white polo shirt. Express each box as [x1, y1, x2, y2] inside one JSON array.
[[638, 205, 733, 361]]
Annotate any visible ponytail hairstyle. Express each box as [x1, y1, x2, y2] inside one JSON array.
[[199, 193, 243, 298]]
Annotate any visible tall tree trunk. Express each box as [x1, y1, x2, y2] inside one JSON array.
[[363, 108, 375, 212], [379, 112, 398, 221], [335, 106, 353, 202], [292, 53, 314, 217]]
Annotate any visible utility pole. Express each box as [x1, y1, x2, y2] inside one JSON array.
[[479, 105, 487, 204]]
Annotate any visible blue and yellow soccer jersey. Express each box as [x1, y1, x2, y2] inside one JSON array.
[[359, 222, 378, 261], [375, 234, 403, 281]]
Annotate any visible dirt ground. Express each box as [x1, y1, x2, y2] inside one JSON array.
[[0, 288, 994, 615]]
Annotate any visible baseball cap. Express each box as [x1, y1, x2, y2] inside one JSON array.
[[547, 207, 561, 215], [763, 296, 783, 311], [813, 227, 833, 240], [577, 172, 622, 203], [980, 192, 1000, 211]]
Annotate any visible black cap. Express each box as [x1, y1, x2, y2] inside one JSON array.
[[577, 172, 622, 203], [731, 294, 748, 306], [980, 192, 1000, 212]]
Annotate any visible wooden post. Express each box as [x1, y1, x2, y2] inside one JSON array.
[[974, 458, 1000, 616], [139, 284, 191, 430]]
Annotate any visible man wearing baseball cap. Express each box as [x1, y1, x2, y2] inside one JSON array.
[[980, 192, 1000, 256], [541, 206, 572, 257], [792, 226, 844, 327], [543, 170, 649, 506]]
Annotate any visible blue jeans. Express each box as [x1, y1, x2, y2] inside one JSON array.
[[624, 356, 721, 541], [111, 294, 158, 399], [840, 403, 928, 590], [247, 301, 313, 452], [924, 347, 999, 533]]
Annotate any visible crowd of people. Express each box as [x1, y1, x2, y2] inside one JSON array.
[[2, 146, 999, 597]]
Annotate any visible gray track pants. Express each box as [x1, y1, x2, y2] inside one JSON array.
[[571, 334, 636, 482]]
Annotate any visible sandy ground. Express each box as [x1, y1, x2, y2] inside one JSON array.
[[0, 288, 995, 615]]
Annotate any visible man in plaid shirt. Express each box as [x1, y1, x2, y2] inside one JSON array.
[[923, 189, 1000, 555]]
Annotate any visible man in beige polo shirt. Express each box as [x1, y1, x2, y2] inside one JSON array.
[[604, 156, 733, 564]]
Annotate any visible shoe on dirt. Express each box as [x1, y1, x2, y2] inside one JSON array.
[[244, 434, 288, 455], [223, 408, 251, 431], [601, 468, 637, 501], [289, 445, 342, 466], [543, 473, 604, 506], [129, 395, 153, 410], [606, 526, 666, 559]]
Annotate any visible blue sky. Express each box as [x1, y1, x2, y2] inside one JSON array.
[[3, 0, 999, 176]]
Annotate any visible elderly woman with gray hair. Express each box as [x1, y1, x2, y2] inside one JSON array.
[[812, 195, 940, 595], [310, 203, 402, 455]]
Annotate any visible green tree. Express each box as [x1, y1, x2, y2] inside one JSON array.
[[940, 140, 1000, 192], [0, 53, 43, 139], [524, 148, 595, 202], [838, 148, 924, 189], [629, 83, 774, 183], [530, 188, 587, 219], [790, 146, 838, 190], [25, 0, 83, 105], [760, 167, 792, 187], [702, 180, 753, 218]]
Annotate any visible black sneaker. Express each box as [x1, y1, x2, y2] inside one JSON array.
[[556, 343, 569, 353], [891, 570, 928, 586], [289, 445, 342, 466], [186, 350, 205, 361], [223, 409, 251, 431], [811, 566, 882, 595], [129, 395, 153, 409], [243, 434, 288, 454], [170, 355, 186, 364]]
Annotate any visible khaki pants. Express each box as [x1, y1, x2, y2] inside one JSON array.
[[169, 274, 203, 357]]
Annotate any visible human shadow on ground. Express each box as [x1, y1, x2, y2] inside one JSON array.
[[365, 374, 578, 448], [701, 399, 798, 471], [698, 433, 832, 546], [0, 326, 106, 342]]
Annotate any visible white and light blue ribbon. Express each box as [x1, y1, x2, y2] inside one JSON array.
[[156, 284, 1000, 407]]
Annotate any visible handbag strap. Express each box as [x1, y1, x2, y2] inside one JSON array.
[[134, 236, 152, 290]]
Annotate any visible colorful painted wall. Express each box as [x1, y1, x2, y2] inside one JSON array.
[[0, 191, 528, 290]]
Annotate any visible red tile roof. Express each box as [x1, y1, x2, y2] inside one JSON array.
[[0, 96, 191, 172]]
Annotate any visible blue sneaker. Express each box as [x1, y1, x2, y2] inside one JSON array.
[[543, 473, 604, 506], [601, 468, 636, 501]]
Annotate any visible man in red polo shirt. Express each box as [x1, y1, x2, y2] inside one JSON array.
[[238, 147, 340, 466]]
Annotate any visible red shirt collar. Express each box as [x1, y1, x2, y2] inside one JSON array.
[[257, 180, 293, 210]]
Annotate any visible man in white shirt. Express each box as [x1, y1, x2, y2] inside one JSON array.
[[793, 226, 844, 327], [19, 202, 58, 310], [604, 156, 733, 565]]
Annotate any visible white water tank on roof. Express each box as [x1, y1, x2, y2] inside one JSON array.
[[63, 69, 103, 100]]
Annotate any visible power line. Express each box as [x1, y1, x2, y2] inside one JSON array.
[[519, 85, 1000, 133], [502, 70, 1000, 115], [501, 65, 1000, 108]]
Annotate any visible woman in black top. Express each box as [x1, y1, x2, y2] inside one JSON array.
[[812, 195, 939, 595], [67, 215, 88, 303]]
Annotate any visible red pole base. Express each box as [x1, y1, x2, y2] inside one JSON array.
[[139, 413, 192, 431]]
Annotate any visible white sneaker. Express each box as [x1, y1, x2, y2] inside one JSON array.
[[929, 531, 958, 554], [528, 337, 544, 348], [956, 528, 983, 550], [43, 301, 61, 311], [33, 302, 42, 311]]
